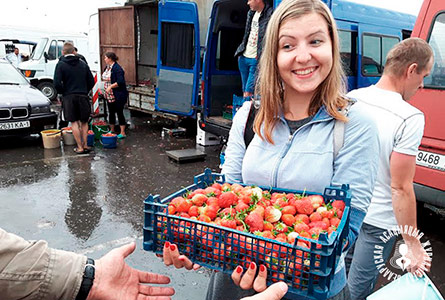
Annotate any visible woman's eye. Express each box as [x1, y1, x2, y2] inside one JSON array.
[[311, 39, 323, 45], [282, 44, 292, 50]]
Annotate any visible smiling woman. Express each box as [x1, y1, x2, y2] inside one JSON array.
[[0, 59, 57, 136]]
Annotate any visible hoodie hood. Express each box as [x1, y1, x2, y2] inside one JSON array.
[[60, 55, 80, 66]]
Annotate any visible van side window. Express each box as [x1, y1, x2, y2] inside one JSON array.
[[338, 30, 357, 76], [425, 13, 445, 88], [161, 22, 194, 69], [362, 34, 399, 76], [48, 40, 57, 60]]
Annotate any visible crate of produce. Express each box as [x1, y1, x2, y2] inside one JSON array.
[[143, 169, 351, 300], [232, 95, 250, 118]]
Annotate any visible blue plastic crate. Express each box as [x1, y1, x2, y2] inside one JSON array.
[[232, 95, 250, 118], [143, 168, 351, 300]]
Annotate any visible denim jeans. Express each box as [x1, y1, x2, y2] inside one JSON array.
[[238, 55, 258, 94], [346, 223, 397, 300]]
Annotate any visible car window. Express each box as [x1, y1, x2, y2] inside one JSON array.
[[0, 63, 29, 85], [31, 38, 48, 60], [48, 40, 57, 60], [425, 13, 445, 88]]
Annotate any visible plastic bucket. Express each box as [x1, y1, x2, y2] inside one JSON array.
[[62, 128, 76, 146], [87, 132, 95, 147], [41, 129, 61, 149], [93, 124, 110, 140], [101, 134, 117, 149]]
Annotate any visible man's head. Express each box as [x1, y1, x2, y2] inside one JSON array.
[[62, 42, 75, 55], [247, 0, 265, 12], [383, 38, 434, 100], [14, 48, 19, 55]]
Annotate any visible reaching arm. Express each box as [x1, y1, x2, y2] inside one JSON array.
[[390, 152, 430, 275]]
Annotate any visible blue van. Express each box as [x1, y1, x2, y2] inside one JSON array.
[[99, 0, 415, 138]]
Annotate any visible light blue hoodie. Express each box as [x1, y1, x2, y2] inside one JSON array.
[[221, 100, 380, 297]]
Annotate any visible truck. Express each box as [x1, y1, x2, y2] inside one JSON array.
[[97, 0, 415, 139], [409, 0, 445, 208], [18, 33, 96, 101]]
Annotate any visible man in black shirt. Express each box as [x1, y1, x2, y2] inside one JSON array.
[[54, 42, 94, 154]]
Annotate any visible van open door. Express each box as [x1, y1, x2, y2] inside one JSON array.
[[98, 6, 136, 85], [155, 1, 201, 117]]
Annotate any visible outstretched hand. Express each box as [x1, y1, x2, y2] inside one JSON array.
[[231, 262, 268, 292], [162, 241, 201, 271], [87, 242, 175, 300], [241, 282, 288, 300]]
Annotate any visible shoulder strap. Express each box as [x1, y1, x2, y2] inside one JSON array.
[[244, 101, 258, 148], [333, 100, 354, 158]]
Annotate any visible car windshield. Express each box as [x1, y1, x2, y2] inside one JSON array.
[[30, 38, 48, 60], [0, 63, 30, 85]]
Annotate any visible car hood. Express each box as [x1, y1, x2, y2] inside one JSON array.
[[0, 84, 51, 108]]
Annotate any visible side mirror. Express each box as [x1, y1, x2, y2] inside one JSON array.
[[44, 52, 49, 62]]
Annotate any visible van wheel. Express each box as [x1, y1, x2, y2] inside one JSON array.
[[37, 82, 57, 101]]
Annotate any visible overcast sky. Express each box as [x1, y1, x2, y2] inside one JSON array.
[[0, 0, 423, 34]]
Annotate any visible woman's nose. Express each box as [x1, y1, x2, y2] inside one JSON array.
[[295, 46, 311, 64]]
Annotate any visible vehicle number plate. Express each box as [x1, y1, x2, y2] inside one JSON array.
[[0, 121, 30, 130], [416, 150, 445, 172]]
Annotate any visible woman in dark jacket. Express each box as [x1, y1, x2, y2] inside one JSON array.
[[102, 52, 128, 138]]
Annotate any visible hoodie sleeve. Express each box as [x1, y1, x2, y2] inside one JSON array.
[[53, 62, 64, 95], [86, 65, 95, 92]]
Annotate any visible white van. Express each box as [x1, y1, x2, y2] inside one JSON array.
[[18, 33, 95, 100]]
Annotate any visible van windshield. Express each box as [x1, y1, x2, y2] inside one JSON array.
[[31, 38, 48, 60]]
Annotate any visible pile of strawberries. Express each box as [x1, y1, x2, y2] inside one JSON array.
[[92, 120, 108, 126], [166, 182, 345, 246]]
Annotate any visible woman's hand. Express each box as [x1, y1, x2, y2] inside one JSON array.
[[106, 86, 112, 94], [231, 262, 268, 292], [240, 282, 288, 300], [162, 242, 201, 271]]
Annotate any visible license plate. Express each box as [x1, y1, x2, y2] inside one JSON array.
[[0, 121, 30, 130], [416, 150, 445, 172]]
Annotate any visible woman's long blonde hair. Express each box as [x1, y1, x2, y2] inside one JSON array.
[[254, 0, 348, 144]]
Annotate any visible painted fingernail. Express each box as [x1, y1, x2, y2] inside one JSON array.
[[170, 244, 176, 251], [250, 262, 256, 270], [260, 264, 266, 272], [165, 241, 170, 248], [179, 257, 185, 262], [236, 266, 243, 273]]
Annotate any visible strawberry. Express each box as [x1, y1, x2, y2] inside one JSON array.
[[308, 221, 329, 230], [281, 214, 296, 226], [188, 188, 206, 199], [294, 222, 310, 233], [245, 212, 264, 233], [221, 183, 232, 191], [265, 206, 281, 223], [231, 183, 244, 193], [321, 217, 331, 228], [220, 218, 237, 229], [252, 206, 265, 218], [235, 201, 249, 212], [309, 212, 322, 222], [261, 230, 275, 240], [207, 197, 220, 208], [330, 217, 341, 228], [281, 205, 297, 216], [263, 221, 274, 231], [308, 195, 324, 209], [188, 205, 199, 217], [327, 225, 337, 234], [274, 222, 288, 233], [295, 199, 314, 215], [218, 191, 238, 208], [295, 214, 310, 225], [200, 205, 218, 220], [287, 231, 299, 244], [191, 194, 208, 206], [309, 227, 324, 239], [176, 198, 192, 213], [168, 204, 176, 214], [332, 200, 345, 211], [333, 207, 343, 219], [211, 183, 222, 191], [320, 208, 335, 219], [204, 186, 221, 197]]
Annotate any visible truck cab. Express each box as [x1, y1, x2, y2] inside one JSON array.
[[409, 0, 445, 208], [18, 34, 92, 101]]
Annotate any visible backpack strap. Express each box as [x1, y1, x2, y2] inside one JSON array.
[[244, 101, 259, 148], [333, 99, 354, 158]]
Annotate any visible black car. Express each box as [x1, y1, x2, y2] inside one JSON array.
[[0, 59, 57, 136]]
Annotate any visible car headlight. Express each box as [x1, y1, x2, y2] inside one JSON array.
[[31, 105, 51, 114]]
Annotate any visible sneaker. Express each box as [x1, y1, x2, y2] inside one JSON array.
[[117, 134, 126, 139]]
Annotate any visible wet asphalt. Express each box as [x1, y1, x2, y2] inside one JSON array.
[[0, 110, 444, 299]]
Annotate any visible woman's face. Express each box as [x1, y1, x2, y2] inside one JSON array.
[[277, 13, 333, 99], [104, 56, 111, 65]]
